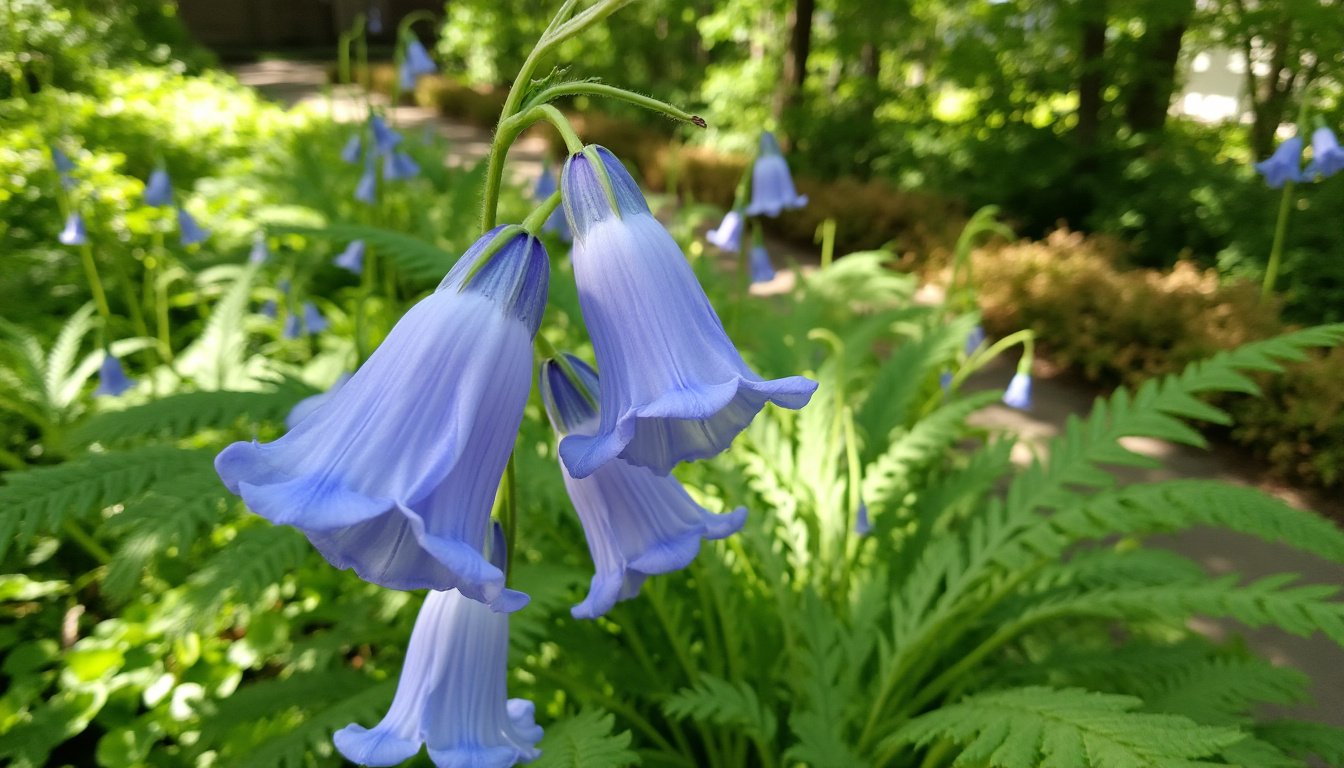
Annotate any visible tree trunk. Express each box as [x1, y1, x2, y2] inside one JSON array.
[[1123, 1, 1193, 134], [1075, 3, 1108, 153], [774, 0, 815, 118]]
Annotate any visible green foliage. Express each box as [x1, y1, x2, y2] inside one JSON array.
[[533, 709, 640, 768]]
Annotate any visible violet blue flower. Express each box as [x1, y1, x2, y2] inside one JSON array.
[[1254, 136, 1304, 189], [50, 145, 74, 174], [706, 210, 742, 252], [144, 168, 173, 207], [939, 371, 953, 391], [559, 146, 817, 478], [302, 302, 328, 334], [965, 325, 986, 356], [749, 244, 775, 284], [177, 207, 209, 245], [1003, 371, 1032, 410], [335, 239, 366, 274], [355, 154, 378, 204], [532, 166, 571, 242], [744, 132, 807, 217], [370, 115, 403, 155], [287, 373, 352, 431], [383, 150, 421, 181], [94, 352, 134, 397], [1305, 126, 1344, 179], [215, 226, 548, 601], [249, 233, 270, 264], [399, 38, 437, 91], [58, 211, 87, 246], [282, 313, 302, 340], [367, 6, 383, 34], [341, 134, 363, 165], [333, 582, 542, 766], [260, 299, 278, 319], [854, 499, 871, 536], [540, 355, 747, 618]]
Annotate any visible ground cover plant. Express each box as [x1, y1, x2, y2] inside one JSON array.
[[4, 2, 1344, 767]]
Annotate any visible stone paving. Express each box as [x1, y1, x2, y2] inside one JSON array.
[[233, 59, 1344, 729]]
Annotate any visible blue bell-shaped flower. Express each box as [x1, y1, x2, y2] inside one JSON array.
[[1305, 126, 1344, 179], [744, 132, 807, 217], [94, 351, 135, 397], [355, 152, 378, 204], [302, 302, 328, 334], [749, 244, 775, 284], [383, 150, 421, 181], [287, 373, 351, 431], [540, 355, 746, 618], [50, 145, 75, 174], [335, 239, 366, 274], [144, 168, 173, 207], [1003, 371, 1032, 410], [215, 226, 549, 604], [558, 146, 816, 478], [249, 232, 270, 264], [58, 211, 88, 246], [177, 207, 209, 245], [1254, 136, 1304, 189], [398, 38, 437, 91], [341, 133, 363, 165], [706, 210, 743, 252], [370, 114, 403, 155]]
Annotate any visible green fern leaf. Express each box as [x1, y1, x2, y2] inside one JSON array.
[[0, 446, 215, 561], [198, 667, 377, 747], [227, 676, 395, 768], [1143, 657, 1307, 725], [532, 709, 640, 768], [885, 686, 1244, 768], [180, 525, 313, 619], [271, 223, 458, 283], [663, 674, 777, 742], [71, 386, 313, 445], [1255, 720, 1344, 766], [176, 264, 261, 390]]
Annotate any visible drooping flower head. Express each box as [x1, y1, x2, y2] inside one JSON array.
[[50, 145, 75, 174], [1003, 371, 1032, 410], [282, 313, 302, 340], [540, 355, 746, 618], [706, 210, 743, 252], [1254, 136, 1304, 189], [94, 351, 134, 397], [383, 150, 421, 181], [1305, 126, 1344, 179], [333, 532, 542, 768], [302, 302, 329, 335], [745, 131, 807, 217], [749, 244, 775, 284], [144, 168, 174, 208], [399, 37, 437, 91], [559, 145, 817, 478], [532, 165, 571, 242], [964, 325, 986, 356], [287, 373, 352, 431], [249, 232, 270, 264], [58, 211, 88, 246], [215, 226, 548, 605], [335, 239, 366, 274], [854, 498, 871, 536], [370, 114, 403, 155], [177, 207, 209, 246], [341, 133, 364, 165], [355, 152, 379, 204]]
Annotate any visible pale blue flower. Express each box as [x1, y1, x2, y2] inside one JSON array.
[[287, 374, 352, 431], [854, 499, 871, 535], [177, 207, 209, 246], [144, 168, 173, 207], [370, 115, 403, 155], [1254, 136, 1304, 189], [1305, 126, 1344, 179], [749, 244, 775, 283], [745, 132, 807, 217], [540, 355, 746, 618], [282, 313, 302, 340], [383, 150, 421, 181], [965, 325, 986, 356], [215, 227, 549, 601], [1003, 371, 1032, 410], [58, 211, 87, 245], [94, 351, 134, 397], [341, 134, 363, 164], [50, 145, 74, 174], [559, 146, 817, 478], [706, 210, 743, 252], [399, 38, 437, 90], [355, 153, 378, 204], [367, 6, 383, 34], [303, 302, 328, 334], [249, 232, 270, 264], [335, 240, 366, 274]]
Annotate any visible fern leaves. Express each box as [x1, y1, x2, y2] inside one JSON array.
[[71, 386, 311, 445], [272, 223, 458, 283], [664, 675, 777, 743], [887, 687, 1245, 768], [533, 709, 640, 768]]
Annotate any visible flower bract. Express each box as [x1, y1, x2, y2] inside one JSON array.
[[558, 146, 816, 478]]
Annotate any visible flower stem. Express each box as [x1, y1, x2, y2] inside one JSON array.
[[531, 81, 706, 127], [1262, 179, 1294, 300], [522, 190, 563, 233], [78, 243, 112, 326]]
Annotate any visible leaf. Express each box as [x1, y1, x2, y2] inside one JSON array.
[[270, 222, 458, 283], [533, 709, 640, 768], [71, 386, 313, 445], [663, 674, 777, 742]]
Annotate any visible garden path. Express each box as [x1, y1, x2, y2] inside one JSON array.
[[233, 60, 1344, 729]]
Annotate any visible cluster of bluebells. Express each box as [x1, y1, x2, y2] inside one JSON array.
[[344, 114, 421, 204], [214, 143, 817, 766], [704, 131, 809, 284], [1255, 125, 1344, 188]]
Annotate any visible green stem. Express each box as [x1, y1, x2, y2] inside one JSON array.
[[61, 520, 111, 565], [529, 666, 684, 758], [523, 191, 563, 234], [531, 81, 705, 127], [817, 218, 836, 269], [77, 244, 112, 326], [1262, 180, 1294, 300]]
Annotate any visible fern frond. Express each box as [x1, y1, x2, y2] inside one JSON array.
[[272, 223, 457, 283], [198, 667, 376, 747], [663, 674, 777, 742], [533, 709, 640, 768], [783, 593, 864, 767], [71, 386, 312, 445], [44, 303, 96, 409], [227, 677, 395, 768], [1143, 657, 1307, 725], [0, 446, 215, 561], [176, 264, 260, 390], [1255, 720, 1344, 766], [885, 686, 1245, 768], [855, 314, 979, 448], [181, 525, 312, 618]]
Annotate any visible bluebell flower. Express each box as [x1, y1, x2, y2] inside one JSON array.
[[177, 207, 209, 246], [282, 313, 302, 340], [302, 302, 328, 334], [1003, 371, 1032, 410], [744, 132, 807, 217], [540, 355, 747, 618], [706, 210, 743, 252], [402, 38, 437, 83], [333, 583, 541, 766], [260, 299, 278, 319], [287, 374, 352, 431], [335, 239, 366, 274], [383, 150, 421, 181], [215, 227, 549, 600], [355, 153, 378, 204], [1254, 136, 1304, 189], [94, 351, 134, 397], [249, 233, 270, 264], [341, 133, 363, 164], [144, 168, 173, 207], [559, 146, 817, 478], [854, 498, 871, 536], [532, 166, 571, 242], [965, 325, 986, 356], [370, 115, 403, 155], [749, 244, 775, 284], [939, 371, 953, 391], [58, 211, 88, 246], [50, 145, 74, 174], [1305, 126, 1344, 179], [367, 6, 383, 34]]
